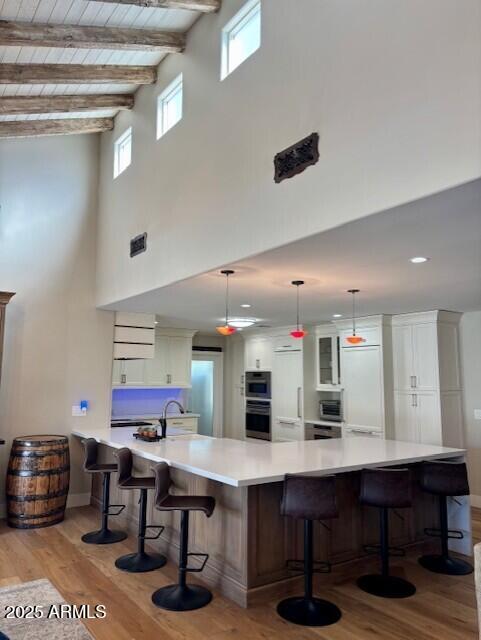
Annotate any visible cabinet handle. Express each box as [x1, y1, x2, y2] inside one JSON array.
[[240, 388, 244, 397], [412, 394, 417, 407], [166, 374, 172, 384], [297, 387, 302, 419], [256, 359, 260, 369], [410, 375, 417, 388], [120, 374, 126, 384]]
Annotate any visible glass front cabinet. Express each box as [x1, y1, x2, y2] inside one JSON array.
[[315, 327, 341, 390]]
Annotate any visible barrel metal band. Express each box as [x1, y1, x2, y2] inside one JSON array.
[[7, 465, 70, 477], [6, 487, 69, 502], [11, 449, 68, 457], [7, 506, 66, 520]]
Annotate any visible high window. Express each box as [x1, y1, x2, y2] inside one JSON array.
[[221, 0, 261, 80], [113, 127, 132, 178], [157, 74, 183, 139]]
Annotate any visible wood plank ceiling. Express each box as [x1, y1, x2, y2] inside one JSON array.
[[0, 0, 220, 137]]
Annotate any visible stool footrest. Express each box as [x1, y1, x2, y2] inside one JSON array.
[[107, 504, 125, 517], [286, 558, 331, 574], [424, 527, 464, 540], [363, 544, 405, 558], [185, 552, 209, 573], [142, 525, 164, 541]]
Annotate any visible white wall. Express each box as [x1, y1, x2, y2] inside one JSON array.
[[0, 134, 114, 509], [459, 312, 481, 500], [97, 0, 481, 308]]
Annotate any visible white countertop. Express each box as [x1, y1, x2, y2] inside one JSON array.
[[72, 427, 465, 488], [111, 413, 200, 421]]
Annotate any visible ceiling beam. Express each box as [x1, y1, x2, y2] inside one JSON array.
[[0, 94, 134, 116], [0, 118, 114, 139], [87, 0, 220, 12], [0, 64, 157, 85], [0, 20, 185, 52]]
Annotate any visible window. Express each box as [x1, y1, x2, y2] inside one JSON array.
[[113, 127, 132, 178], [157, 74, 183, 139], [221, 0, 261, 80]]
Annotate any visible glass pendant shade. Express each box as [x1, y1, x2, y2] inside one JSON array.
[[216, 325, 237, 336], [290, 280, 307, 339], [216, 269, 236, 336], [346, 335, 364, 345], [347, 289, 364, 344]]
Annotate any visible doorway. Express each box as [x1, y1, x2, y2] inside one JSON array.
[[190, 352, 223, 437]]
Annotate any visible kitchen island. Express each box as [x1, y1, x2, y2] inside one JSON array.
[[72, 427, 470, 607]]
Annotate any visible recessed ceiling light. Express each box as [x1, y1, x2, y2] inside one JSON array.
[[410, 256, 429, 264], [241, 303, 251, 308], [228, 318, 256, 328], [332, 314, 342, 318]]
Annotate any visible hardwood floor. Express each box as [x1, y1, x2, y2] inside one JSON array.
[[0, 506, 479, 640]]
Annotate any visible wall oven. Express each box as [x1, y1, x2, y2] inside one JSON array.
[[245, 371, 271, 399], [245, 399, 271, 441]]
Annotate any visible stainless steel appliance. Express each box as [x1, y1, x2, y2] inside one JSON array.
[[245, 399, 271, 441], [245, 371, 271, 399], [305, 423, 342, 440], [319, 399, 342, 422]]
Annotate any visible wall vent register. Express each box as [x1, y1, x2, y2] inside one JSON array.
[[130, 233, 147, 258]]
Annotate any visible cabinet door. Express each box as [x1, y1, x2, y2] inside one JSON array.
[[259, 338, 272, 370], [392, 325, 414, 391], [272, 350, 303, 421], [412, 323, 438, 391], [245, 337, 272, 371], [342, 346, 383, 431], [245, 339, 258, 371], [144, 335, 170, 385], [394, 392, 417, 442], [123, 359, 146, 385], [169, 337, 192, 386], [317, 335, 339, 387], [416, 392, 441, 445]]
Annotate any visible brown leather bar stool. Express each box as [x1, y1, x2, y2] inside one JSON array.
[[418, 460, 473, 575], [81, 438, 127, 545], [277, 474, 342, 627], [151, 462, 215, 611], [114, 448, 167, 573], [358, 467, 416, 598]]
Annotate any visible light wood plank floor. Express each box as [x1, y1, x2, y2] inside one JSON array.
[[0, 506, 479, 640]]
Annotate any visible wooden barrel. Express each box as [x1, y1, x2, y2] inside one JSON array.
[[6, 435, 70, 529]]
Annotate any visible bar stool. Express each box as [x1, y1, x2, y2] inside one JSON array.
[[114, 448, 167, 573], [277, 474, 342, 627], [357, 467, 416, 598], [418, 460, 473, 575], [81, 438, 127, 545], [151, 462, 215, 611]]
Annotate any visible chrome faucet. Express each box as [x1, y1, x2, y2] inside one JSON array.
[[159, 400, 185, 439]]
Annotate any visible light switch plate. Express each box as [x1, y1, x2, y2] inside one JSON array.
[[474, 409, 481, 420], [72, 405, 85, 417]]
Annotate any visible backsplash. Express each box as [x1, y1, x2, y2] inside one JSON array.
[[111, 387, 190, 418]]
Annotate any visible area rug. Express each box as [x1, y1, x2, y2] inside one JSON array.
[[0, 579, 94, 640]]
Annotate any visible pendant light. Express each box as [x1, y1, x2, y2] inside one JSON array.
[[346, 289, 365, 344], [216, 270, 237, 336], [290, 280, 308, 339]]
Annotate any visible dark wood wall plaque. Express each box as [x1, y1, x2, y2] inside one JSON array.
[[274, 132, 319, 183], [130, 232, 147, 258]]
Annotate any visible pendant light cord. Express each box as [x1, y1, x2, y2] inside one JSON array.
[[352, 291, 356, 336], [296, 284, 300, 330], [225, 272, 230, 326]]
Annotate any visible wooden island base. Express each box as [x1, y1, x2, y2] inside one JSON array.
[[92, 445, 445, 608]]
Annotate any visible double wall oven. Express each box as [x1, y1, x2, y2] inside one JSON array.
[[245, 371, 271, 441]]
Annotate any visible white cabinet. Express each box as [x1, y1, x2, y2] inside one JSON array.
[[342, 346, 384, 433], [272, 349, 304, 442], [315, 327, 340, 390], [392, 311, 463, 447], [245, 336, 272, 371], [113, 328, 195, 388], [166, 416, 198, 432]]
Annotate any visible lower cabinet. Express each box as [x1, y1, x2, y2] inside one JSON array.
[[273, 418, 304, 442], [166, 416, 198, 433], [394, 391, 442, 445]]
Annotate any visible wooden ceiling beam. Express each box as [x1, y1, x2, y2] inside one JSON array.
[[0, 20, 185, 52], [87, 0, 220, 12], [0, 64, 157, 85], [0, 118, 114, 139], [0, 94, 134, 116]]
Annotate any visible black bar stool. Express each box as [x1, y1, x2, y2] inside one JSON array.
[[114, 448, 167, 573], [151, 462, 215, 611], [81, 438, 127, 545], [357, 467, 416, 599], [277, 474, 342, 627], [418, 460, 473, 576]]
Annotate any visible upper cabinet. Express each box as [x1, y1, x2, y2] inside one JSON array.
[[113, 312, 155, 360], [314, 326, 341, 390], [244, 336, 272, 371], [112, 328, 196, 388]]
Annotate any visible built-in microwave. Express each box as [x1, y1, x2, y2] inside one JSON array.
[[319, 399, 342, 422], [245, 371, 271, 399]]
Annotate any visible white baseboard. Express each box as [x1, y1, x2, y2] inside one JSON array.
[[66, 492, 91, 509], [470, 495, 481, 509]]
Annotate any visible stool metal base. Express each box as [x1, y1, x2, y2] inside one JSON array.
[[277, 596, 342, 627], [115, 551, 166, 573], [418, 554, 473, 576], [357, 574, 416, 599], [152, 584, 212, 611], [81, 529, 127, 545]]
